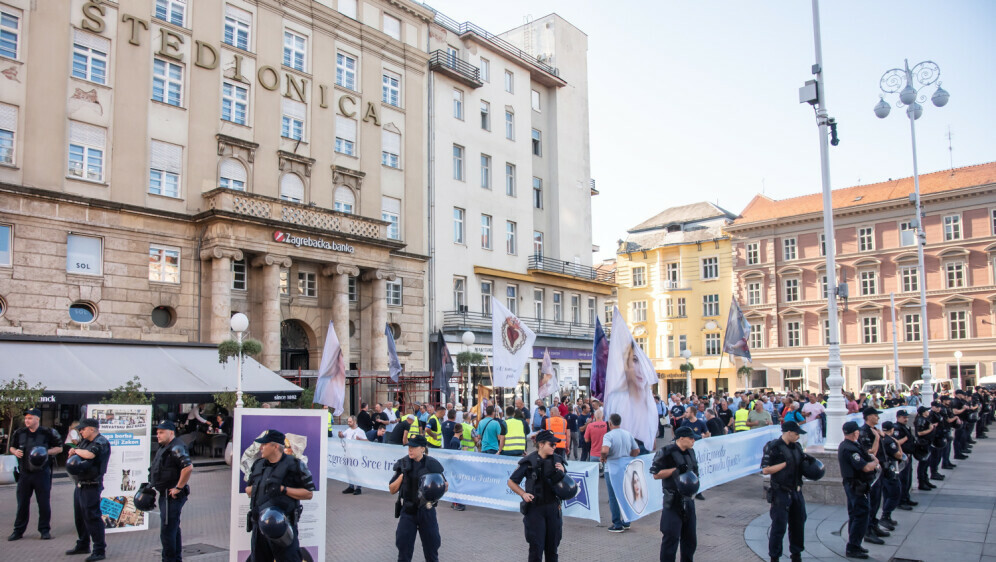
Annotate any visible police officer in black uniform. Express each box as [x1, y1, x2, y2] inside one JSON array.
[[892, 410, 918, 509], [7, 408, 62, 541], [952, 389, 977, 459], [914, 406, 937, 490], [938, 395, 958, 469], [65, 418, 111, 562], [650, 425, 699, 562], [245, 429, 316, 562], [877, 421, 904, 529], [508, 429, 568, 561], [760, 421, 810, 562], [389, 435, 447, 562], [857, 407, 891, 540], [148, 420, 193, 562], [838, 420, 880, 559]]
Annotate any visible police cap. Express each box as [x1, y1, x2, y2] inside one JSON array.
[[842, 421, 861, 434], [881, 421, 895, 430], [78, 418, 99, 430], [254, 429, 286, 445], [156, 420, 178, 432], [407, 435, 429, 448], [24, 408, 41, 418], [674, 426, 696, 440], [861, 407, 882, 418], [895, 410, 909, 418], [534, 429, 562, 444], [781, 420, 807, 434]]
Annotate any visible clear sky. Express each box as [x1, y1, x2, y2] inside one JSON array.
[[424, 0, 996, 262]]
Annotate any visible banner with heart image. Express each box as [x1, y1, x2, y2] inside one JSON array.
[[491, 297, 536, 388]]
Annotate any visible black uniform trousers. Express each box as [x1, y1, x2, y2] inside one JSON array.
[[916, 456, 930, 484], [158, 491, 187, 562], [868, 478, 883, 526], [523, 502, 562, 562], [768, 488, 806, 560], [941, 436, 954, 467], [395, 507, 440, 562], [13, 469, 52, 535], [899, 460, 913, 503], [248, 521, 301, 562], [881, 475, 900, 518], [843, 483, 870, 550], [929, 445, 943, 476], [73, 483, 106, 555], [659, 498, 696, 562], [954, 426, 966, 456]]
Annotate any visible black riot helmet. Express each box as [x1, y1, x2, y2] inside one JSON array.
[[27, 446, 48, 470], [418, 473, 446, 503], [552, 473, 579, 501], [675, 471, 700, 498], [133, 484, 157, 512], [65, 455, 99, 482], [258, 507, 296, 547], [801, 456, 825, 481]]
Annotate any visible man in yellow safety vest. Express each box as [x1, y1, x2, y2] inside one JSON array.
[[501, 406, 527, 457]]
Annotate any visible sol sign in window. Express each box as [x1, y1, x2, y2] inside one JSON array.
[[67, 234, 102, 275]]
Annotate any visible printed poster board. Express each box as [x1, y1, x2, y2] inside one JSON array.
[[85, 404, 153, 533]]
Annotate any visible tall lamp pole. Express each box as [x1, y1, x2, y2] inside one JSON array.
[[874, 59, 950, 407], [681, 348, 692, 397], [801, 0, 845, 449], [230, 313, 250, 408]]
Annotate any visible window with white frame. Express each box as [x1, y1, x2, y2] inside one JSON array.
[[336, 52, 356, 90], [480, 101, 490, 130], [948, 310, 968, 339], [945, 261, 965, 288], [635, 337, 648, 353], [506, 284, 517, 314], [633, 301, 647, 322], [820, 275, 828, 299], [677, 297, 686, 317], [571, 294, 581, 324], [822, 318, 831, 345], [747, 281, 762, 305], [453, 208, 465, 244], [701, 256, 719, 280], [943, 215, 962, 241], [661, 298, 672, 318], [297, 270, 316, 297], [452, 144, 464, 180], [505, 110, 514, 140], [381, 196, 401, 240], [705, 333, 721, 355], [382, 14, 401, 40], [0, 8, 20, 60], [453, 89, 463, 119], [480, 214, 492, 249], [904, 313, 921, 342], [746, 242, 759, 265], [899, 221, 916, 246], [862, 316, 879, 344], [531, 89, 541, 111], [505, 163, 515, 196], [222, 81, 248, 125], [0, 224, 10, 267], [68, 122, 105, 181], [632, 266, 646, 287], [506, 221, 517, 255], [232, 258, 247, 290], [283, 30, 306, 71], [153, 58, 183, 106], [155, 0, 186, 26], [338, 0, 357, 19], [533, 231, 543, 257], [784, 278, 799, 302], [479, 58, 490, 82], [279, 173, 304, 203], [281, 98, 305, 140], [381, 130, 400, 168], [858, 227, 874, 252], [348, 276, 357, 302], [783, 238, 797, 260], [859, 270, 877, 296], [749, 323, 763, 350], [532, 177, 543, 209], [0, 103, 16, 165], [666, 262, 680, 284], [334, 116, 357, 156], [480, 154, 491, 189], [72, 30, 109, 85], [453, 276, 465, 310], [224, 5, 251, 50], [386, 279, 402, 306], [66, 234, 102, 275], [149, 140, 182, 198], [703, 294, 719, 316], [148, 245, 179, 283], [504, 70, 513, 93], [901, 266, 918, 292], [382, 71, 400, 107], [553, 291, 562, 321], [785, 321, 801, 347], [481, 281, 493, 314], [588, 297, 596, 325], [531, 129, 542, 156], [219, 158, 246, 191], [445, 45, 457, 68], [333, 186, 354, 213], [279, 268, 289, 295]]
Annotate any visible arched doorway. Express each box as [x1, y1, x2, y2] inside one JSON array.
[[281, 320, 310, 370]]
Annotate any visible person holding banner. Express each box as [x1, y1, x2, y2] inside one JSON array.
[[389, 435, 447, 562], [760, 421, 809, 562], [650, 426, 699, 562], [7, 408, 62, 542], [65, 418, 111, 562], [148, 421, 193, 562], [507, 429, 568, 562]]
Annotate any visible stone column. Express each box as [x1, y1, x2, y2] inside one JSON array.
[[324, 263, 359, 366], [253, 254, 292, 371], [363, 269, 397, 372], [200, 247, 243, 343]]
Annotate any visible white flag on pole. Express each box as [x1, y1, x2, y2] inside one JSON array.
[[538, 348, 559, 399], [314, 320, 347, 416], [491, 297, 536, 388], [603, 306, 658, 448]]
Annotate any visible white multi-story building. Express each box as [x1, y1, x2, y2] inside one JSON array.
[[426, 12, 613, 404]]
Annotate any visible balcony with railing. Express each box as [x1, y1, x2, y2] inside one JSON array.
[[442, 310, 595, 340], [527, 255, 615, 284], [427, 50, 482, 88]]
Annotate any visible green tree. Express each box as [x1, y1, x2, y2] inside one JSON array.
[[217, 338, 263, 364], [213, 391, 259, 412], [0, 374, 46, 442], [101, 375, 155, 405], [455, 351, 485, 373], [737, 365, 754, 390]]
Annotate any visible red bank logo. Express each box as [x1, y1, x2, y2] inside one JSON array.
[[274, 231, 287, 242]]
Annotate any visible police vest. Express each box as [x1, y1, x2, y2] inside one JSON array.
[[517, 451, 565, 505], [425, 415, 443, 447], [249, 454, 301, 517], [408, 418, 420, 438], [503, 418, 527, 453], [394, 455, 444, 511], [545, 416, 567, 446], [734, 408, 750, 432], [150, 438, 191, 491], [325, 410, 333, 433], [15, 426, 58, 473]]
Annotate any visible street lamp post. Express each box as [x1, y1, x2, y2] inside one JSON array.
[[681, 348, 692, 396], [461, 331, 475, 407], [954, 350, 963, 391], [230, 313, 250, 408], [874, 59, 950, 407], [803, 357, 811, 392]]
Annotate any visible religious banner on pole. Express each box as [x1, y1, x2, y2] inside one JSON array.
[[538, 348, 559, 399], [603, 306, 658, 449], [314, 320, 346, 416], [85, 404, 153, 533], [491, 297, 536, 388]]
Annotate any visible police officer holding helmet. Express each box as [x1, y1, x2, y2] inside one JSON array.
[[7, 407, 62, 542], [507, 429, 572, 561], [838, 420, 880, 559], [389, 435, 447, 562], [245, 429, 316, 562], [65, 418, 111, 562], [761, 420, 816, 562], [650, 425, 700, 562], [892, 410, 918, 509], [857, 407, 891, 540], [148, 420, 193, 562]]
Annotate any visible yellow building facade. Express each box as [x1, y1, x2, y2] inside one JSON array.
[[615, 203, 739, 396]]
